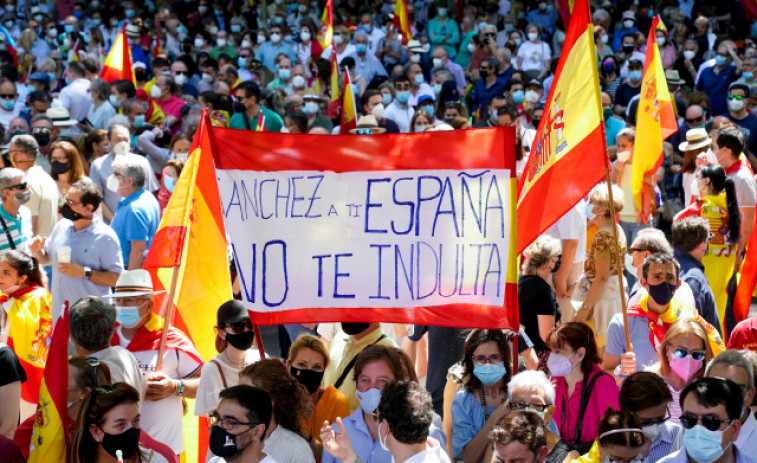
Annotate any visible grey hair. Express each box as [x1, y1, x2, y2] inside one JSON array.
[[433, 68, 455, 83], [632, 228, 673, 255], [10, 134, 40, 158], [90, 78, 112, 102], [0, 167, 24, 191], [684, 38, 699, 50], [508, 370, 556, 405], [592, 8, 610, 22], [706, 349, 756, 390], [113, 157, 146, 190], [69, 296, 117, 351]]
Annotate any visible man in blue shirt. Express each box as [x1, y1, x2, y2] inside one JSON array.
[[110, 157, 160, 270], [350, 31, 388, 85], [255, 24, 297, 72], [696, 42, 742, 116], [672, 216, 720, 333]]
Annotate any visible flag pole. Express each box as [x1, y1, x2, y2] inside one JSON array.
[[253, 325, 265, 359], [604, 170, 632, 352], [156, 265, 181, 372]]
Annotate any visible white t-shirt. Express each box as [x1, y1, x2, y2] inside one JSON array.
[[516, 40, 551, 72], [116, 326, 202, 455], [195, 350, 261, 417], [24, 165, 60, 237], [544, 200, 587, 264], [728, 167, 757, 208], [264, 426, 316, 463]]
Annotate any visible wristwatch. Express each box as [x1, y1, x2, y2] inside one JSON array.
[[83, 267, 92, 279]]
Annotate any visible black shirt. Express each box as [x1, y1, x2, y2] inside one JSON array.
[[0, 344, 26, 387], [518, 275, 559, 351]]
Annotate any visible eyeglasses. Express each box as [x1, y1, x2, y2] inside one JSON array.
[[685, 115, 704, 123], [728, 94, 745, 101], [680, 412, 734, 431], [510, 402, 549, 412], [471, 354, 505, 365], [626, 247, 645, 255], [0, 93, 15, 99], [671, 347, 706, 361], [483, 32, 496, 37], [209, 413, 256, 430], [5, 182, 26, 191], [637, 408, 670, 427]]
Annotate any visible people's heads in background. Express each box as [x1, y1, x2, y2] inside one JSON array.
[[489, 411, 548, 463], [67, 356, 112, 421], [705, 350, 756, 414], [376, 381, 434, 455], [209, 385, 272, 461], [596, 410, 644, 463], [69, 296, 117, 354]]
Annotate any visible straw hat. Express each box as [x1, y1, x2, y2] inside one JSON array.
[[103, 269, 166, 298], [678, 128, 711, 152], [46, 107, 77, 126], [665, 69, 685, 85], [349, 115, 386, 134]]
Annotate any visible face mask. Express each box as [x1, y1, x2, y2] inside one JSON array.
[[217, 38, 227, 48], [292, 75, 306, 88], [601, 34, 609, 44], [202, 71, 215, 84], [175, 151, 189, 160], [547, 351, 576, 377], [194, 37, 205, 49], [414, 74, 425, 85], [356, 44, 367, 54], [31, 130, 50, 147], [647, 281, 676, 306], [420, 105, 434, 118], [473, 363, 506, 386], [629, 70, 643, 82], [271, 33, 282, 44], [623, 19, 635, 29], [300, 30, 311, 42], [125, 8, 136, 19], [100, 427, 140, 460], [528, 32, 538, 41], [414, 123, 428, 132], [0, 99, 14, 111], [163, 175, 176, 193], [432, 58, 444, 69], [145, 85, 160, 101], [298, 4, 308, 12], [624, 252, 638, 276], [133, 115, 146, 128], [257, 34, 266, 44], [512, 90, 525, 104], [525, 90, 539, 103], [356, 387, 382, 414], [341, 322, 371, 335], [382, 93, 393, 105], [332, 34, 343, 45], [683, 50, 696, 60], [642, 422, 664, 442], [51, 160, 69, 175], [210, 426, 244, 459], [715, 55, 727, 67], [683, 425, 730, 463], [302, 101, 319, 115], [656, 37, 666, 47], [368, 103, 383, 121], [64, 24, 75, 34], [210, 26, 219, 35], [603, 107, 614, 120], [728, 99, 745, 112], [410, 54, 421, 64], [109, 95, 119, 108], [437, 7, 448, 16], [225, 330, 255, 350], [467, 42, 476, 53], [378, 420, 390, 451], [290, 365, 325, 394], [669, 355, 702, 381], [60, 202, 85, 221], [175, 74, 187, 86], [396, 91, 410, 104], [743, 71, 754, 80], [433, 83, 442, 96], [241, 39, 252, 48], [116, 305, 143, 328], [479, 69, 489, 79], [231, 25, 241, 33], [622, 44, 635, 54], [278, 68, 291, 80]]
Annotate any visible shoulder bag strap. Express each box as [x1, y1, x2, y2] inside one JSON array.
[[211, 359, 228, 389], [574, 371, 609, 444], [0, 213, 16, 250], [333, 334, 386, 390]]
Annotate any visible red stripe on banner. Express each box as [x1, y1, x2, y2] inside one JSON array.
[[246, 282, 517, 329], [517, 125, 606, 252]]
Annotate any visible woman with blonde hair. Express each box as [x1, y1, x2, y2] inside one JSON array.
[[574, 182, 626, 355], [411, 110, 433, 133], [321, 25, 355, 63], [50, 140, 87, 200]]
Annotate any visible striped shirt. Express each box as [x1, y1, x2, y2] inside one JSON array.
[[647, 421, 684, 463], [0, 205, 32, 251]]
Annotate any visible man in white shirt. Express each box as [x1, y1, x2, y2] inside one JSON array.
[[383, 76, 415, 133], [544, 201, 586, 322], [8, 134, 58, 237], [57, 61, 92, 125]]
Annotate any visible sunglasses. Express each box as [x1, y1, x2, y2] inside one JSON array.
[[471, 354, 505, 365], [229, 319, 253, 332], [685, 115, 704, 123], [671, 347, 706, 361], [0, 93, 15, 99], [5, 182, 27, 191], [728, 94, 745, 101], [680, 412, 734, 431]]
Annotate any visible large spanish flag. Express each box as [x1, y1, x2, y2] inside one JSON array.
[[394, 0, 412, 45], [100, 29, 135, 85], [341, 69, 358, 133], [142, 109, 232, 363], [632, 16, 677, 221], [317, 0, 333, 50], [28, 303, 69, 462], [516, 0, 606, 253]]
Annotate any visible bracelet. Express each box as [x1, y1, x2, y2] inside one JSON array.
[[614, 364, 628, 379], [174, 380, 183, 396]]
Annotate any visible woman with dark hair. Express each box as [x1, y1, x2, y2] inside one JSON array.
[[675, 164, 740, 332], [199, 91, 234, 128], [0, 249, 51, 410], [451, 329, 512, 463], [548, 322, 619, 454], [79, 129, 109, 174], [240, 358, 316, 463], [70, 382, 169, 463]]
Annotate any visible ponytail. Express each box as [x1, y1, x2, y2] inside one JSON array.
[[724, 177, 742, 244]]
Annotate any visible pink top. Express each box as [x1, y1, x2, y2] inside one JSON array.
[[157, 95, 186, 135], [553, 365, 620, 445]]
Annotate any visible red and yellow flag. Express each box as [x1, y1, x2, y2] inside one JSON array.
[[516, 0, 606, 253], [632, 15, 677, 222], [317, 0, 333, 50], [341, 69, 357, 133], [67, 39, 81, 63], [100, 29, 135, 85], [394, 0, 412, 45], [142, 109, 232, 362], [28, 303, 69, 462], [330, 50, 340, 103], [153, 33, 162, 57]]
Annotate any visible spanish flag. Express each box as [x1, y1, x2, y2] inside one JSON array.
[[317, 0, 333, 50], [330, 51, 340, 103], [516, 0, 607, 253], [28, 303, 69, 462], [632, 15, 677, 222], [100, 29, 135, 85], [394, 0, 412, 45], [341, 69, 357, 133], [67, 39, 81, 63]]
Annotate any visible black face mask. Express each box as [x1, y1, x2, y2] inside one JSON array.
[[341, 322, 371, 335], [60, 202, 84, 221], [622, 44, 634, 53], [532, 118, 541, 127], [479, 69, 489, 79], [51, 160, 69, 175], [100, 427, 141, 460], [290, 365, 325, 394], [210, 426, 243, 459], [33, 131, 50, 146], [225, 330, 255, 351]]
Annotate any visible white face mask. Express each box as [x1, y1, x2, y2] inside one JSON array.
[[241, 39, 252, 48], [113, 141, 130, 156], [333, 34, 343, 45], [624, 252, 638, 276], [257, 34, 266, 44], [150, 84, 162, 99], [174, 73, 187, 86], [194, 37, 204, 48], [683, 50, 696, 60], [300, 30, 311, 42], [410, 53, 421, 63], [202, 73, 214, 83], [270, 33, 281, 43], [371, 102, 385, 120], [432, 57, 443, 68], [728, 99, 746, 112], [525, 90, 539, 103], [217, 38, 227, 48], [528, 32, 538, 41]]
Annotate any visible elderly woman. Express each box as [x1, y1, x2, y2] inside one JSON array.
[[519, 235, 561, 371], [508, 370, 579, 463], [574, 182, 626, 354], [86, 78, 117, 131]]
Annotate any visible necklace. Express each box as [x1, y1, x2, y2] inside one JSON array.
[[223, 349, 246, 370]]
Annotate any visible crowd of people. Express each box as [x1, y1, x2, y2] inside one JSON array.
[[0, 0, 756, 462]]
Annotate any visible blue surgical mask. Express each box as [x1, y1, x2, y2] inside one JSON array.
[[473, 363, 506, 386], [715, 55, 727, 67], [231, 25, 241, 33], [382, 93, 393, 105], [414, 74, 424, 85], [26, 84, 34, 93], [116, 305, 143, 328], [163, 176, 176, 193], [109, 95, 119, 108], [743, 71, 754, 80], [64, 24, 75, 33], [396, 91, 410, 104], [629, 70, 643, 82], [421, 105, 434, 118], [512, 90, 525, 104], [125, 8, 136, 18], [133, 115, 146, 128], [683, 425, 729, 463], [356, 44, 367, 54], [514, 39, 522, 46], [47, 72, 56, 83], [356, 388, 382, 414], [433, 84, 442, 96], [279, 68, 291, 80], [238, 56, 247, 68], [0, 99, 15, 111], [584, 201, 595, 221]]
